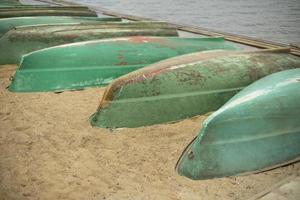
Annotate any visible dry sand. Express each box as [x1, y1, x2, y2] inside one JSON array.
[[0, 65, 299, 200]]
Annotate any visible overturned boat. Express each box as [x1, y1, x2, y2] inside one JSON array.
[[9, 37, 238, 92], [90, 49, 300, 128], [0, 16, 121, 37], [176, 68, 300, 180], [0, 0, 22, 7], [0, 21, 178, 64], [0, 6, 97, 18]]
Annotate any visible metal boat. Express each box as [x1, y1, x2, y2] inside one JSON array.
[[176, 68, 300, 180], [0, 6, 97, 18], [0, 16, 121, 37], [0, 21, 178, 64], [90, 49, 300, 128], [9, 37, 238, 92]]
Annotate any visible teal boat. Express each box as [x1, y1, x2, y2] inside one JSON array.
[[90, 49, 300, 128], [9, 37, 239, 92], [0, 6, 97, 18], [0, 4, 20, 7], [0, 4, 21, 7], [176, 68, 300, 180], [0, 21, 178, 64], [0, 0, 21, 6], [1, 0, 21, 3], [0, 5, 47, 8], [0, 16, 121, 37]]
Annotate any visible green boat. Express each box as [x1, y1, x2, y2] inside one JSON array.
[[0, 5, 47, 8], [176, 68, 300, 180], [2, 0, 20, 2], [0, 4, 20, 7], [0, 21, 178, 64], [0, 3, 21, 7], [0, 16, 121, 37], [9, 37, 238, 92], [0, 0, 21, 6], [0, 6, 97, 18], [90, 49, 300, 128]]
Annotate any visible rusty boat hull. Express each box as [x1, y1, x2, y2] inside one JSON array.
[[90, 49, 300, 128]]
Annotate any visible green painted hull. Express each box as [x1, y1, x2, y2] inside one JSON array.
[[9, 37, 238, 92], [1, 0, 20, 2], [0, 0, 21, 6], [0, 5, 47, 8], [0, 21, 178, 64], [90, 49, 300, 128], [0, 3, 22, 7], [176, 69, 300, 180], [0, 4, 20, 7], [0, 6, 97, 18], [0, 16, 121, 37]]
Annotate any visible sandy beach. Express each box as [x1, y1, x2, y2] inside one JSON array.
[[0, 65, 299, 200]]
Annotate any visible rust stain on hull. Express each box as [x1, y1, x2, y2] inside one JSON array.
[[97, 48, 291, 109]]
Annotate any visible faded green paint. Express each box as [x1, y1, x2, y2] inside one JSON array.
[[90, 49, 300, 128], [0, 5, 47, 8], [1, 0, 21, 3], [0, 6, 97, 18], [9, 37, 238, 92], [0, 3, 22, 7], [0, 0, 21, 6], [0, 4, 20, 7], [0, 16, 121, 37], [176, 69, 300, 180], [0, 21, 178, 64]]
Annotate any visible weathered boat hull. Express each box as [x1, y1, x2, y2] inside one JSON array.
[[0, 16, 121, 37], [0, 4, 20, 7], [0, 5, 47, 8], [0, 3, 22, 7], [0, 21, 178, 64], [176, 69, 300, 180], [9, 37, 238, 92], [0, 6, 97, 18], [0, 0, 21, 6], [90, 49, 300, 128]]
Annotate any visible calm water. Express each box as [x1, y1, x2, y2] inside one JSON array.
[[68, 0, 300, 45]]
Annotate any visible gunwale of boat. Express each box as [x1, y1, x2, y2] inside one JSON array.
[[175, 134, 300, 180]]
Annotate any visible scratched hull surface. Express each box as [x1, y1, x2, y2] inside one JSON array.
[[9, 37, 239, 92], [176, 69, 300, 180], [90, 49, 300, 128], [0, 6, 97, 18], [0, 21, 178, 65], [0, 16, 121, 38]]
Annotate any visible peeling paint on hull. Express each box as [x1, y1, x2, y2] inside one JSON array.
[[176, 69, 300, 180], [90, 49, 300, 128]]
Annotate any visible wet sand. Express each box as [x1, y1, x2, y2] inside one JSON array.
[[0, 65, 299, 200]]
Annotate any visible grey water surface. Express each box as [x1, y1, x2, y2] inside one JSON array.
[[68, 0, 300, 45]]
